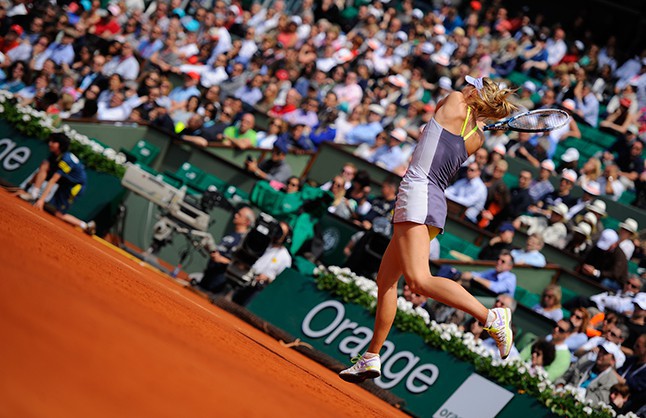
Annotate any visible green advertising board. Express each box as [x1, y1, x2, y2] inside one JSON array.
[[248, 269, 555, 418]]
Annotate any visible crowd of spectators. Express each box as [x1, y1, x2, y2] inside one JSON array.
[[2, 0, 646, 412]]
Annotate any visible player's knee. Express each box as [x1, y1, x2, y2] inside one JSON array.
[[405, 276, 425, 294]]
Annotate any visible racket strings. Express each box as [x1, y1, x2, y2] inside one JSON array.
[[508, 110, 569, 131]]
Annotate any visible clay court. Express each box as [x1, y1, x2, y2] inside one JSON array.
[[0, 189, 407, 418]]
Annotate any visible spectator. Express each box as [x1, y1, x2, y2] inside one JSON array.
[[520, 319, 574, 382], [344, 104, 384, 146], [556, 147, 580, 174], [327, 175, 356, 220], [511, 233, 547, 267], [527, 339, 557, 377], [192, 206, 255, 293], [222, 113, 257, 150], [608, 383, 633, 415], [507, 169, 534, 219], [564, 222, 593, 256], [320, 163, 357, 192], [578, 229, 628, 291], [598, 163, 626, 201], [564, 307, 592, 359], [623, 294, 646, 355], [528, 159, 556, 203], [528, 169, 578, 217], [514, 202, 570, 250], [618, 218, 639, 260], [577, 157, 603, 190], [370, 128, 408, 172], [566, 180, 602, 221], [445, 161, 488, 223], [168, 72, 202, 110], [460, 250, 517, 296], [16, 133, 95, 235], [573, 81, 600, 127], [283, 97, 320, 129], [477, 181, 510, 232], [616, 333, 646, 413], [587, 275, 644, 315], [555, 341, 625, 404], [102, 41, 140, 81], [256, 118, 287, 150], [615, 138, 644, 191], [532, 284, 564, 322], [478, 222, 516, 261], [355, 177, 397, 230], [244, 142, 292, 185]]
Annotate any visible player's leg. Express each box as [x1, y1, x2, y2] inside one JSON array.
[[51, 186, 95, 235], [339, 234, 403, 382], [397, 223, 513, 358]]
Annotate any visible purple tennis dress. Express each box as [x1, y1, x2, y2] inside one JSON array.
[[393, 118, 469, 232]]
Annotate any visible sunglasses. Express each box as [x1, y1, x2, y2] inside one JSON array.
[[333, 182, 344, 187], [555, 325, 569, 333], [288, 182, 300, 187], [608, 331, 622, 339], [572, 314, 583, 320], [627, 282, 641, 289]]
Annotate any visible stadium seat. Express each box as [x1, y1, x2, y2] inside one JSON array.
[[120, 140, 160, 167]]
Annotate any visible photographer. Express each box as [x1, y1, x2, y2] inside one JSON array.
[[228, 221, 293, 306], [244, 142, 292, 185], [193, 206, 255, 293]]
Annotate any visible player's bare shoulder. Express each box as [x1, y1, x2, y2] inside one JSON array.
[[435, 91, 469, 131]]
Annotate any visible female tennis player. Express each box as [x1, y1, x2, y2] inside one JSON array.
[[340, 76, 518, 382]]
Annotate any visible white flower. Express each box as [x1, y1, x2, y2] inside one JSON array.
[[0, 104, 4, 113], [440, 332, 451, 341], [0, 96, 5, 103], [582, 406, 592, 415], [103, 148, 117, 160], [22, 114, 30, 122]]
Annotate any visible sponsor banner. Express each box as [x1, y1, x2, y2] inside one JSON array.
[[247, 269, 554, 417]]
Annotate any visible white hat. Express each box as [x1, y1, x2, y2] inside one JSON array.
[[619, 218, 639, 233], [521, 26, 535, 37], [493, 144, 506, 155], [387, 74, 408, 88], [434, 35, 447, 44], [561, 168, 578, 183], [290, 15, 302, 25], [596, 228, 619, 251], [561, 147, 580, 163], [396, 31, 408, 42], [412, 8, 424, 20], [587, 199, 607, 217], [583, 181, 601, 196], [549, 202, 569, 218], [390, 128, 408, 142], [599, 341, 626, 369], [573, 222, 592, 237], [433, 24, 446, 35], [431, 52, 450, 66], [522, 81, 537, 93], [334, 48, 354, 64], [583, 211, 597, 225], [368, 104, 385, 116], [540, 159, 556, 172], [438, 76, 452, 90], [633, 292, 646, 310], [421, 42, 434, 54]]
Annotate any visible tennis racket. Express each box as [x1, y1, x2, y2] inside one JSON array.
[[484, 109, 570, 133]]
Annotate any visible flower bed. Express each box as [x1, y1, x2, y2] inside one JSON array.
[[314, 265, 634, 418], [0, 90, 126, 178]]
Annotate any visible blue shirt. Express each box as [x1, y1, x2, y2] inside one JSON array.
[[345, 122, 383, 146], [169, 86, 201, 103], [54, 152, 87, 186], [472, 269, 517, 296], [510, 249, 546, 267]]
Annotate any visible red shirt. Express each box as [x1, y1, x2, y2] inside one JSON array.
[[0, 38, 19, 54]]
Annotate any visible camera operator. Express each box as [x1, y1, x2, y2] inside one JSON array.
[[193, 206, 256, 292], [244, 142, 292, 185], [228, 221, 293, 306]]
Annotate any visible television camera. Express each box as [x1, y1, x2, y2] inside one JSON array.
[[120, 164, 233, 272]]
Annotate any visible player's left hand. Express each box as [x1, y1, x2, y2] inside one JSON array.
[[34, 199, 45, 210]]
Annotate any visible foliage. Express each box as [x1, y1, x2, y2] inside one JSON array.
[[0, 90, 126, 178], [314, 265, 636, 418]]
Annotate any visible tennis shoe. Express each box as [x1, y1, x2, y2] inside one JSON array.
[[484, 307, 513, 359], [84, 221, 96, 236], [339, 354, 381, 383]]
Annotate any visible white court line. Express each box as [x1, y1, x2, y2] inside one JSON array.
[[12, 203, 223, 319]]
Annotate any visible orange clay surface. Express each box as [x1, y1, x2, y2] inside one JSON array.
[[0, 189, 407, 418]]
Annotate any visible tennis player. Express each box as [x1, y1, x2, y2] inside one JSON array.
[[340, 76, 517, 382]]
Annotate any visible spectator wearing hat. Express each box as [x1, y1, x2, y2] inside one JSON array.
[[618, 218, 639, 260], [344, 104, 384, 146], [579, 228, 628, 291], [567, 180, 601, 221], [557, 147, 580, 174], [521, 202, 571, 249], [370, 128, 408, 172], [245, 141, 292, 185], [529, 168, 578, 217], [511, 232, 547, 268], [445, 161, 488, 223], [598, 163, 626, 201], [529, 159, 556, 203], [581, 198, 608, 242], [623, 293, 646, 357], [478, 222, 516, 261], [515, 80, 537, 111], [0, 24, 23, 55], [555, 341, 625, 404], [565, 222, 594, 256]]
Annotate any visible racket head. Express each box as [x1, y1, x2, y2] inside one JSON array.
[[506, 109, 570, 133]]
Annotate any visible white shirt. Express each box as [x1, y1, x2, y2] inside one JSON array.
[[445, 177, 488, 223], [103, 55, 140, 81], [619, 239, 635, 261], [251, 246, 292, 283]]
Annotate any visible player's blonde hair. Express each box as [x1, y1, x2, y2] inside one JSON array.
[[468, 78, 518, 121]]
